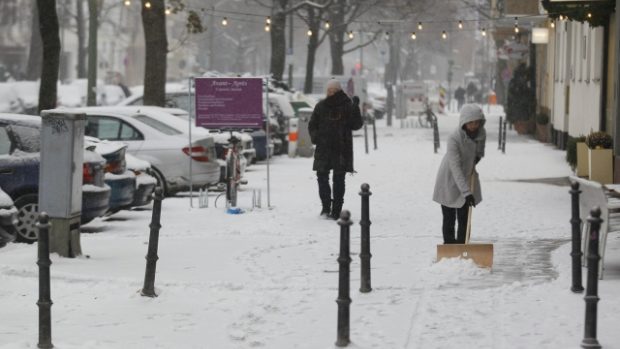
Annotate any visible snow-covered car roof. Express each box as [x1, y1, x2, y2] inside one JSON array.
[[0, 113, 41, 127], [84, 136, 128, 156]]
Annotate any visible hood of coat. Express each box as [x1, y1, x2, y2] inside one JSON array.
[[458, 104, 486, 128], [324, 90, 351, 108]]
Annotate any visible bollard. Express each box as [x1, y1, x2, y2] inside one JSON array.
[[359, 184, 372, 293], [141, 187, 164, 297], [372, 117, 378, 150], [336, 210, 353, 347], [498, 116, 503, 150], [570, 182, 584, 293], [581, 207, 602, 349], [364, 118, 369, 154], [37, 213, 54, 349], [433, 118, 440, 154], [501, 120, 507, 154]]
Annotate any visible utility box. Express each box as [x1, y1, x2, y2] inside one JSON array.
[[296, 108, 314, 158], [39, 110, 86, 257]]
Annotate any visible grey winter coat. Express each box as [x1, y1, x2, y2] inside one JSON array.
[[432, 105, 486, 208]]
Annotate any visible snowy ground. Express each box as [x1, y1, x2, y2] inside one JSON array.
[[1, 105, 620, 349]]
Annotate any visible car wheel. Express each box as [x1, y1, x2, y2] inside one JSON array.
[[14, 194, 39, 243], [150, 167, 169, 196]]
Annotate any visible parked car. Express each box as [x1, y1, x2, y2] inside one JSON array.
[[0, 83, 23, 113], [0, 188, 17, 247], [84, 137, 136, 213], [59, 107, 221, 196], [0, 113, 111, 242], [125, 153, 157, 207]]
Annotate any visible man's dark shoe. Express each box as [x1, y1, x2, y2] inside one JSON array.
[[320, 200, 331, 218], [330, 201, 343, 220]]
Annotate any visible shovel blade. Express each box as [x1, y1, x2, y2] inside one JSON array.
[[436, 243, 494, 268]]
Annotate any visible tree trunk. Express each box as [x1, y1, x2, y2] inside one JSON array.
[[87, 0, 98, 106], [26, 0, 42, 81], [37, 0, 60, 113], [141, 0, 167, 106], [328, 0, 346, 75], [76, 0, 86, 79], [270, 8, 287, 81], [303, 8, 320, 94], [384, 31, 400, 126]]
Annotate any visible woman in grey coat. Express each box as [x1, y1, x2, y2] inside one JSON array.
[[432, 104, 486, 244]]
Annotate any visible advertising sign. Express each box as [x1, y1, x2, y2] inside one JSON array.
[[194, 77, 263, 129]]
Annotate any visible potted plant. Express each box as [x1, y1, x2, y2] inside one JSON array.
[[505, 63, 535, 135], [585, 131, 613, 184], [535, 113, 549, 143]]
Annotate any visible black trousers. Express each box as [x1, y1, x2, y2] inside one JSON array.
[[317, 171, 345, 205], [441, 204, 469, 244]]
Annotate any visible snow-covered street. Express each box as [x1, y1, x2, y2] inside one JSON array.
[[1, 106, 619, 349]]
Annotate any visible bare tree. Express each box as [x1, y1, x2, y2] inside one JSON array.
[[37, 0, 61, 113]]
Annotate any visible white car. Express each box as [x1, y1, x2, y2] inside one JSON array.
[[52, 107, 221, 196], [84, 106, 248, 184]]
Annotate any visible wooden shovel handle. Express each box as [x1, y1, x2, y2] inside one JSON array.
[[465, 169, 476, 244]]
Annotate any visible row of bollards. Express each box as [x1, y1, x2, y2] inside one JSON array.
[[498, 116, 507, 154], [335, 183, 373, 347], [569, 182, 602, 348]]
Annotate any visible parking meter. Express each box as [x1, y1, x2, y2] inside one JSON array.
[[296, 108, 314, 158], [39, 110, 86, 257]]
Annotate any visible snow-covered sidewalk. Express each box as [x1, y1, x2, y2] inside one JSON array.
[[1, 105, 619, 349]]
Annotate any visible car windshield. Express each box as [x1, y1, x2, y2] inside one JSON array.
[[132, 114, 183, 136]]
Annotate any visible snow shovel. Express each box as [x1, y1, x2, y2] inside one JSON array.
[[436, 171, 494, 268]]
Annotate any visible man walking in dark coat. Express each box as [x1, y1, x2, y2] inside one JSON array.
[[308, 79, 364, 219]]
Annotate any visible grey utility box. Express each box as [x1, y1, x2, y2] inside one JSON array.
[[39, 110, 86, 257], [296, 108, 314, 158]]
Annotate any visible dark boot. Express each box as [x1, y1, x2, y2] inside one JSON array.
[[317, 171, 332, 217], [330, 172, 346, 219], [330, 200, 343, 220], [320, 200, 332, 217]]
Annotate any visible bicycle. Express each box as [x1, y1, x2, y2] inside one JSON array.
[[418, 103, 437, 128]]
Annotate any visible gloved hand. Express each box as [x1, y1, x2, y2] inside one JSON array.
[[475, 156, 481, 165], [465, 194, 476, 207], [352, 96, 360, 106]]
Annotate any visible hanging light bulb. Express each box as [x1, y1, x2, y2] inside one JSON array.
[[325, 21, 331, 29], [222, 17, 228, 26], [442, 31, 447, 40], [348, 31, 354, 39], [266, 16, 271, 24], [265, 24, 270, 32], [165, 7, 171, 15], [411, 32, 416, 40], [417, 22, 423, 30], [550, 21, 555, 28], [481, 28, 486, 36], [458, 20, 463, 29], [559, 15, 564, 21], [587, 12, 592, 18], [124, 0, 131, 6], [144, 1, 151, 9], [307, 29, 313, 36], [514, 17, 519, 33]]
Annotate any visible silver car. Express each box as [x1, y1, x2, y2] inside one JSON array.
[[64, 107, 220, 196]]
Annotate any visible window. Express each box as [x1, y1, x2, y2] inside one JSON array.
[[86, 116, 144, 141], [170, 94, 191, 111], [132, 115, 182, 135], [0, 127, 12, 155], [10, 125, 40, 152]]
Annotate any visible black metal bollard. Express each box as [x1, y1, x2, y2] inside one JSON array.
[[141, 187, 164, 297], [37, 213, 53, 349], [364, 117, 369, 154], [372, 117, 378, 150], [501, 120, 507, 154], [359, 184, 372, 293], [433, 118, 440, 154], [498, 116, 503, 150], [336, 210, 353, 347], [581, 207, 602, 349], [570, 182, 584, 293]]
